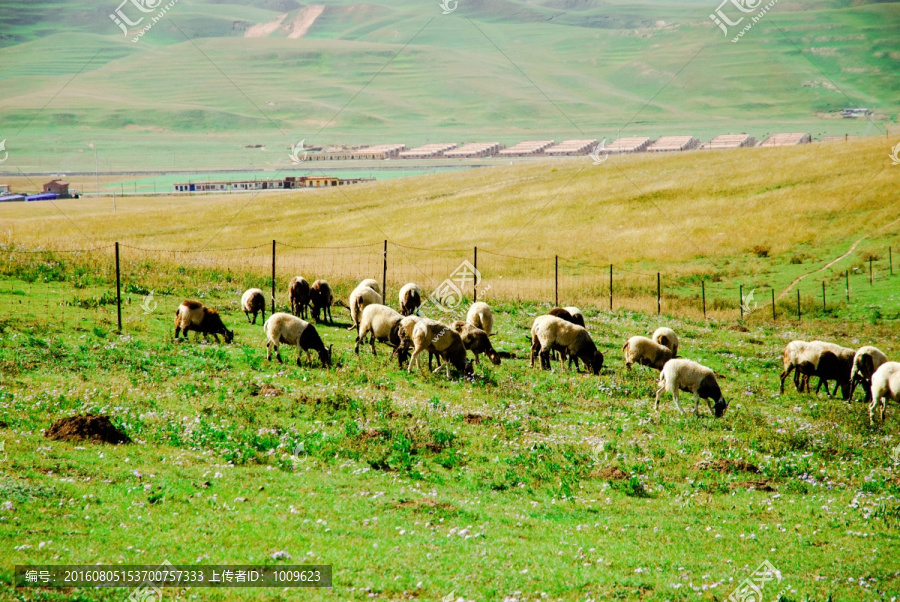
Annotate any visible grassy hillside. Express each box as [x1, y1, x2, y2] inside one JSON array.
[[0, 0, 897, 171]]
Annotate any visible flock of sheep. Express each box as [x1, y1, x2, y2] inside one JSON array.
[[170, 276, 899, 422]]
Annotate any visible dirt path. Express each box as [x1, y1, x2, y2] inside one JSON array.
[[288, 5, 325, 39], [777, 215, 900, 300]]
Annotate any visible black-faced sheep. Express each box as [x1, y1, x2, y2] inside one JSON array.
[[450, 321, 501, 366], [655, 358, 727, 417], [622, 336, 673, 371], [869, 361, 900, 425], [174, 300, 234, 343], [241, 288, 266, 325], [288, 276, 310, 320], [348, 285, 382, 331], [530, 315, 603, 375], [562, 306, 585, 327], [408, 320, 473, 378], [264, 312, 332, 368], [399, 283, 422, 316], [309, 279, 334, 324], [652, 327, 679, 357], [355, 304, 404, 357], [849, 346, 888, 402], [466, 302, 494, 336]]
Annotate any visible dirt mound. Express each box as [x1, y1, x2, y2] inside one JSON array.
[[250, 383, 283, 397], [396, 498, 456, 512], [729, 480, 776, 492], [692, 459, 759, 473], [729, 324, 749, 332], [590, 466, 629, 480], [463, 413, 486, 425], [45, 415, 130, 444]]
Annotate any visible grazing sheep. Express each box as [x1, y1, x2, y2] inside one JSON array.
[[869, 361, 900, 425], [348, 285, 383, 331], [394, 315, 438, 369], [288, 276, 310, 320], [358, 278, 381, 296], [263, 312, 332, 368], [622, 336, 673, 371], [466, 302, 494, 336], [849, 345, 888, 402], [652, 327, 679, 357], [779, 340, 814, 393], [408, 320, 473, 378], [807, 340, 854, 399], [450, 321, 501, 365], [548, 307, 577, 323], [174, 300, 234, 343], [241, 288, 266, 325], [655, 359, 728, 417], [355, 304, 403, 357], [562, 306, 585, 327], [309, 280, 334, 324], [530, 315, 603, 375], [398, 283, 422, 316]]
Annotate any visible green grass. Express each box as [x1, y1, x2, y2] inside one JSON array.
[[1, 254, 899, 600]]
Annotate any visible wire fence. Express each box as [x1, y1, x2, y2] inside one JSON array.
[[0, 240, 896, 330]]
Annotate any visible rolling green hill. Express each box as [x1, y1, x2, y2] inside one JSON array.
[[0, 0, 897, 172]]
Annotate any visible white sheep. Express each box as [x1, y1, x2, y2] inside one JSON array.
[[348, 285, 382, 331], [655, 358, 728, 417], [408, 320, 472, 377], [263, 312, 332, 368], [398, 283, 422, 316], [358, 278, 381, 296], [623, 336, 673, 371], [652, 327, 678, 357], [466, 301, 494, 336], [849, 345, 888, 402], [779, 340, 813, 393], [869, 361, 900, 425], [530, 315, 603, 374], [355, 304, 403, 356], [241, 288, 266, 325]]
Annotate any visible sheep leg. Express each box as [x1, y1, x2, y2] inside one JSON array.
[[370, 335, 377, 357], [654, 383, 665, 413], [778, 367, 793, 394], [530, 339, 540, 368], [274, 344, 283, 363], [407, 349, 421, 373], [868, 396, 880, 425], [672, 390, 687, 414], [266, 341, 273, 362]]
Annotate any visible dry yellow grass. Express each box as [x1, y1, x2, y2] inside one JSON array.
[[1, 136, 896, 309]]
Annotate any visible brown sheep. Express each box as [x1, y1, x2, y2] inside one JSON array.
[[174, 300, 234, 343], [288, 276, 310, 320], [241, 288, 266, 325], [450, 321, 501, 365], [309, 279, 334, 324]]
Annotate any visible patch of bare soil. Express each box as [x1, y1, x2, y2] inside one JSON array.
[[45, 415, 130, 444]]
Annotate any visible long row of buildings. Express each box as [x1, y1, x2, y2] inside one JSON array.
[[172, 175, 373, 193], [302, 133, 814, 161], [290, 131, 805, 163]]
